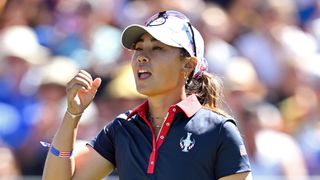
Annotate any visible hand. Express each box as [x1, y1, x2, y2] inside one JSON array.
[[66, 70, 101, 114]]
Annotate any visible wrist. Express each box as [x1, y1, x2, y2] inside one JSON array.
[[66, 109, 83, 119], [40, 141, 73, 158]]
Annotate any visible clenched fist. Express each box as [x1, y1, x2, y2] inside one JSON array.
[[66, 70, 101, 115]]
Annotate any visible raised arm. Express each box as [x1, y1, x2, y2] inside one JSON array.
[[42, 70, 114, 180]]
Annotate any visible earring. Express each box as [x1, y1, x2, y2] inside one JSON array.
[[184, 73, 189, 85]]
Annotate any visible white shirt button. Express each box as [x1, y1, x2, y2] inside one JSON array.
[[172, 108, 176, 112], [166, 122, 170, 126], [150, 161, 154, 165], [160, 135, 164, 139]]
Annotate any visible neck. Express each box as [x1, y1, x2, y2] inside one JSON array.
[[147, 88, 187, 124]]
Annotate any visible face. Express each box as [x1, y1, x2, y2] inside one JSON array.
[[131, 33, 187, 97]]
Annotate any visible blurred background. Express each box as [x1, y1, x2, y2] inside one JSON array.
[[0, 0, 319, 179]]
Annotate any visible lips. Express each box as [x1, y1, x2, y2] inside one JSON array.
[[137, 69, 152, 80]]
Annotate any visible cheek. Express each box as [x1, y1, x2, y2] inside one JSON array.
[[131, 52, 137, 64], [156, 62, 182, 83], [131, 55, 138, 72]]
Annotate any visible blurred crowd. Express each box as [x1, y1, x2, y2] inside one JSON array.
[[0, 0, 319, 179]]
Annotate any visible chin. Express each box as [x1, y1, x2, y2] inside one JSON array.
[[136, 89, 153, 97], [136, 86, 162, 97], [136, 86, 150, 95]]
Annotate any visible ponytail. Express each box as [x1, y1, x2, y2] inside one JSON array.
[[186, 71, 229, 117], [180, 48, 229, 117]]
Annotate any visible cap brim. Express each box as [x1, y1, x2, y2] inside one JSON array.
[[121, 25, 147, 49], [121, 24, 182, 50]]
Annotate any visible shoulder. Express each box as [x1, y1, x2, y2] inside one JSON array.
[[102, 110, 133, 130], [115, 110, 132, 120], [90, 110, 134, 147], [193, 108, 235, 123], [186, 108, 236, 135]]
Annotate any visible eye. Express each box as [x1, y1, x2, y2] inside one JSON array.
[[152, 46, 163, 50], [134, 46, 143, 51], [133, 41, 143, 51]]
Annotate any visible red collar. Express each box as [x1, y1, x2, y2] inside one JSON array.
[[127, 94, 202, 120]]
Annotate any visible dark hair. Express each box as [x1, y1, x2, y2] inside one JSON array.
[[181, 49, 229, 117]]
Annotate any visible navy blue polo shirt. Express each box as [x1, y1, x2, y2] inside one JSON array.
[[89, 94, 251, 179]]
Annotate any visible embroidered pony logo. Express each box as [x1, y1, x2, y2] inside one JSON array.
[[180, 132, 195, 152]]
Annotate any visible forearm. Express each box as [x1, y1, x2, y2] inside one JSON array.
[[42, 112, 81, 180]]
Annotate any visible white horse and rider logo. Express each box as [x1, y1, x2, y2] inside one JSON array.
[[180, 132, 195, 152]]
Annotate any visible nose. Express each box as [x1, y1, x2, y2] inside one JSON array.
[[137, 55, 149, 63]]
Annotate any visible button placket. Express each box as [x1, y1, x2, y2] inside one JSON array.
[[149, 106, 178, 174]]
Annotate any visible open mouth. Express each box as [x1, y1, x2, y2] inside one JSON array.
[[138, 69, 152, 80]]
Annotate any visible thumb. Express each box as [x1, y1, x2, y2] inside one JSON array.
[[92, 77, 102, 90]]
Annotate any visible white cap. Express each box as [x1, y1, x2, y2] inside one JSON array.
[[0, 25, 48, 65], [121, 10, 208, 78], [40, 56, 79, 86]]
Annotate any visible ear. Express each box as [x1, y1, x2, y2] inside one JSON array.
[[182, 57, 197, 75]]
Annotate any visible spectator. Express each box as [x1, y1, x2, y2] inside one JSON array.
[[0, 25, 48, 149]]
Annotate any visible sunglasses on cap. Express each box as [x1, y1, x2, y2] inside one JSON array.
[[145, 10, 197, 57]]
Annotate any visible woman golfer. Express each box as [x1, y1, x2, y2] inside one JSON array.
[[43, 10, 252, 180]]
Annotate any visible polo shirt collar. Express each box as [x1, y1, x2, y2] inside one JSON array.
[[127, 100, 149, 120], [127, 94, 202, 120], [176, 94, 202, 118]]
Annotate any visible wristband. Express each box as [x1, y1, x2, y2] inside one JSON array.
[[66, 109, 83, 118], [40, 141, 73, 158]]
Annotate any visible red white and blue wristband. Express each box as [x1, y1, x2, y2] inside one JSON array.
[[40, 141, 73, 158]]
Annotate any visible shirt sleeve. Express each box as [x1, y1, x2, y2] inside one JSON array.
[[215, 120, 251, 179], [87, 111, 132, 167], [87, 120, 117, 166]]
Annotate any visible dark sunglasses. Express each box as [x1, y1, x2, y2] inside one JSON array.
[[145, 10, 197, 57]]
